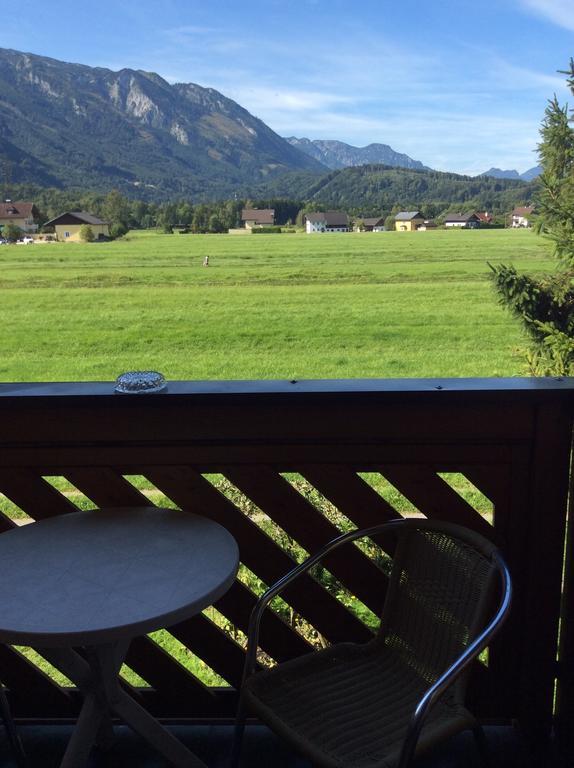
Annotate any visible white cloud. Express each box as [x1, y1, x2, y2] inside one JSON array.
[[518, 0, 574, 31], [487, 55, 570, 94]]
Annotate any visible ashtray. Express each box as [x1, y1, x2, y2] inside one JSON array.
[[114, 371, 167, 394]]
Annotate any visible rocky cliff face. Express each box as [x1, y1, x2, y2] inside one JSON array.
[[0, 48, 324, 198], [285, 137, 429, 171]]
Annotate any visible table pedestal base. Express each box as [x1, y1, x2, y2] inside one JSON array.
[[43, 642, 207, 768]]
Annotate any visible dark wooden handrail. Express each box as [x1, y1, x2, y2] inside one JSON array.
[[0, 377, 572, 746]]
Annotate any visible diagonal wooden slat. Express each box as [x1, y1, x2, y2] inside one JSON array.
[[126, 636, 215, 711], [224, 466, 386, 614], [0, 512, 18, 533], [459, 465, 510, 513], [214, 580, 313, 663], [380, 466, 493, 537], [300, 465, 402, 528], [144, 466, 373, 645], [63, 467, 151, 508], [0, 645, 77, 718], [170, 614, 245, 689], [0, 469, 79, 520]]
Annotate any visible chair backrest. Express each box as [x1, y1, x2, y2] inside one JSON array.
[[378, 519, 501, 702]]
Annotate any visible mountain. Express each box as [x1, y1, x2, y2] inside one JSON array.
[[0, 48, 325, 199], [520, 166, 542, 181], [285, 137, 430, 171], [263, 164, 535, 214], [479, 166, 542, 181]]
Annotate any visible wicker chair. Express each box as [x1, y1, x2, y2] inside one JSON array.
[[231, 519, 512, 768]]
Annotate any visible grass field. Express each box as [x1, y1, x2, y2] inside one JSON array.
[[0, 227, 555, 382]]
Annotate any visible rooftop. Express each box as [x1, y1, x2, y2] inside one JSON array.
[[394, 211, 423, 220]]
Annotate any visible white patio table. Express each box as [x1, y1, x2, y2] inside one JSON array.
[[0, 506, 239, 768]]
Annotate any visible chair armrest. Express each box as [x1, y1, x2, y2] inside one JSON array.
[[243, 519, 404, 679]]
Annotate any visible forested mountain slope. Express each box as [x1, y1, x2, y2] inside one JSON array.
[[0, 48, 325, 199]]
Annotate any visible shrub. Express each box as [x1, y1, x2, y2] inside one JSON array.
[[251, 226, 282, 234], [79, 224, 94, 242]]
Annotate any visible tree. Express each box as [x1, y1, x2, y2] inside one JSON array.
[[490, 60, 574, 375], [384, 214, 396, 231], [2, 222, 21, 241], [102, 189, 131, 232], [208, 213, 226, 233], [109, 222, 128, 238], [79, 224, 94, 242]]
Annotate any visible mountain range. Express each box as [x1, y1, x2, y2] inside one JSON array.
[[284, 137, 430, 171], [0, 47, 537, 209], [479, 166, 542, 181]]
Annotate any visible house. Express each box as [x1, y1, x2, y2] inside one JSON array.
[[394, 211, 424, 231], [241, 209, 275, 229], [0, 200, 39, 234], [511, 206, 535, 228], [357, 217, 386, 232], [43, 212, 110, 242], [475, 211, 493, 225], [444, 212, 481, 229], [417, 220, 437, 231], [305, 211, 349, 233]]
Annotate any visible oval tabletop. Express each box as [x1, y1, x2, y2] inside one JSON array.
[[0, 507, 239, 647]]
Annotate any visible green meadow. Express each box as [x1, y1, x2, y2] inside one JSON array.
[[0, 228, 555, 382]]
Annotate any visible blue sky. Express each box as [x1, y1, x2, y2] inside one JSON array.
[[2, 0, 573, 175]]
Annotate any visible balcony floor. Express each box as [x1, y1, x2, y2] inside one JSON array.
[[0, 723, 548, 767]]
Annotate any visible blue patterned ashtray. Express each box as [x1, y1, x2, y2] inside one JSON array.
[[114, 371, 167, 394]]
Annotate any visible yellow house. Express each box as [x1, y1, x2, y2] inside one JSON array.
[[394, 211, 424, 231], [44, 211, 110, 242], [0, 201, 39, 234]]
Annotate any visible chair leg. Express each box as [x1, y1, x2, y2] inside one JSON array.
[[0, 685, 27, 768], [230, 693, 248, 768], [472, 724, 491, 768]]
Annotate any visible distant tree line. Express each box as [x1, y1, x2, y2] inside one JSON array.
[[5, 176, 532, 238], [5, 185, 308, 235]]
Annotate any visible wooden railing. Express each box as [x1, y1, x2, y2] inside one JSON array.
[[0, 377, 573, 744]]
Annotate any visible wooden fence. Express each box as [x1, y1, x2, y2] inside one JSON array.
[[0, 377, 573, 745]]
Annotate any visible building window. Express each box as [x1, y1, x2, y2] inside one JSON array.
[[64, 231, 70, 238]]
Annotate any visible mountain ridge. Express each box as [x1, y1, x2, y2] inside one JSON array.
[[478, 166, 541, 181], [0, 47, 325, 199], [285, 136, 430, 171]]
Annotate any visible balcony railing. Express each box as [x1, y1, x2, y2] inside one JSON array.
[[0, 377, 573, 750]]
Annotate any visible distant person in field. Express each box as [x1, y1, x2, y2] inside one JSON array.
[[203, 256, 209, 267]]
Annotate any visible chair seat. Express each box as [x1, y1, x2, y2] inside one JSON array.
[[244, 641, 475, 768]]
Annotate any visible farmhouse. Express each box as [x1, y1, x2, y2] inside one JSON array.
[[0, 200, 39, 234], [305, 211, 349, 233], [394, 211, 424, 231], [417, 220, 437, 231], [444, 212, 481, 229], [475, 211, 493, 225], [44, 211, 110, 242], [511, 206, 535, 227], [241, 208, 275, 228], [357, 216, 386, 232]]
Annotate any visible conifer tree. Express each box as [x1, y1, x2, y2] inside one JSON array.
[[489, 60, 574, 375]]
